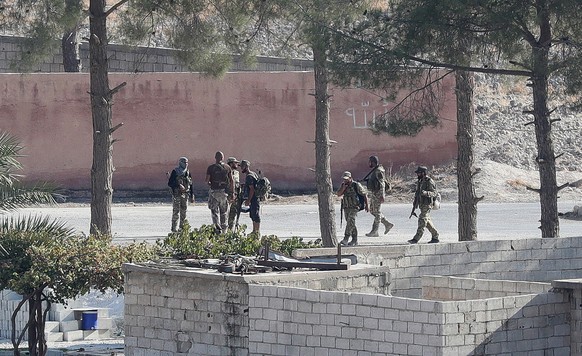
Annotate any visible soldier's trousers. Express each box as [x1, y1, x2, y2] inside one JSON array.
[[414, 204, 438, 240], [171, 192, 188, 231], [369, 191, 390, 227], [343, 208, 359, 239], [228, 196, 243, 230], [208, 189, 229, 232]]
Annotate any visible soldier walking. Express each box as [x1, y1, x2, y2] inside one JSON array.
[[408, 166, 440, 244], [167, 157, 194, 232], [364, 155, 394, 237], [337, 171, 368, 246]]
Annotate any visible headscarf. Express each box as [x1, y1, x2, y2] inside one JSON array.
[[176, 157, 188, 176]]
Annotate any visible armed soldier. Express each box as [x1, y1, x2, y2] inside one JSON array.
[[206, 151, 234, 234], [408, 166, 440, 244], [337, 171, 368, 246], [226, 157, 242, 231], [167, 156, 194, 232], [363, 155, 394, 237]]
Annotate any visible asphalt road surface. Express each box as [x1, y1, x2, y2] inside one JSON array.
[[10, 201, 581, 245]]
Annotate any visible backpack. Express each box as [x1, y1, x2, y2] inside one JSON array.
[[352, 182, 366, 211], [254, 174, 271, 201]]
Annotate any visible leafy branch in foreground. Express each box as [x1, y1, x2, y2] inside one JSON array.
[[157, 222, 321, 259]]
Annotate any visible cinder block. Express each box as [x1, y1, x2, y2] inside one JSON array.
[[52, 310, 76, 322], [83, 329, 111, 340], [60, 320, 81, 332], [44, 331, 63, 342], [63, 330, 84, 341], [44, 321, 60, 333], [96, 317, 113, 330]]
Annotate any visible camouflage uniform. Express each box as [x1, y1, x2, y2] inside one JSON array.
[[411, 174, 439, 242], [227, 168, 242, 230], [206, 160, 232, 233], [366, 164, 394, 236], [167, 158, 193, 232], [340, 178, 366, 246]]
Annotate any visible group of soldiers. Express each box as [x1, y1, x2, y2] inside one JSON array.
[[167, 153, 440, 245], [167, 152, 261, 234], [337, 155, 440, 246]]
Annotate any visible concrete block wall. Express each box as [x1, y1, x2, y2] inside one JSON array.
[[0, 35, 313, 74], [422, 275, 553, 301], [295, 236, 582, 298], [122, 263, 391, 356], [0, 290, 112, 342], [123, 265, 252, 356], [248, 283, 570, 356], [122, 264, 572, 356], [0, 290, 27, 340]]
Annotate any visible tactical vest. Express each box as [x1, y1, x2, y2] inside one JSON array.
[[343, 182, 362, 209], [208, 163, 229, 189]]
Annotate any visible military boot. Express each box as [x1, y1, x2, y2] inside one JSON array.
[[340, 237, 349, 246], [348, 237, 358, 246], [382, 218, 394, 235], [365, 222, 380, 237]]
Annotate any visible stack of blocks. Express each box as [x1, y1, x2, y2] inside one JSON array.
[[47, 306, 113, 342], [0, 292, 113, 343]]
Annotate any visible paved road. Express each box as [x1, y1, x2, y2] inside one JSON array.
[[11, 201, 581, 244]]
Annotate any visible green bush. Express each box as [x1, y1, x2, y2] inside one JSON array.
[[156, 221, 321, 259]]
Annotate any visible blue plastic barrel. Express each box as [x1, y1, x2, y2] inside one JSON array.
[[81, 311, 98, 330]]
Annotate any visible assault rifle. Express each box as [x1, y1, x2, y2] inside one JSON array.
[[409, 195, 419, 219]]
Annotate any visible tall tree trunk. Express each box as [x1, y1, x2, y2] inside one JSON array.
[[27, 298, 37, 356], [35, 292, 46, 356], [532, 48, 559, 238], [455, 71, 478, 241], [62, 28, 81, 72], [89, 0, 113, 235], [312, 38, 337, 248]]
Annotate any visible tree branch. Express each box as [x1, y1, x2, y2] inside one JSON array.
[[525, 185, 540, 193], [110, 122, 124, 134], [109, 82, 127, 97], [558, 182, 570, 192], [328, 26, 533, 77], [105, 0, 130, 17]]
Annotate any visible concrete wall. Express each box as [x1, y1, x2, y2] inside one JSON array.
[[0, 35, 314, 73], [0, 290, 27, 340], [296, 236, 582, 298], [0, 72, 457, 193], [122, 264, 391, 356], [248, 281, 569, 355], [122, 244, 577, 356]]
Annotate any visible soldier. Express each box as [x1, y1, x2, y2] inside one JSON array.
[[226, 157, 242, 231], [205, 151, 234, 234], [337, 171, 368, 246], [408, 166, 440, 244], [240, 160, 261, 235], [364, 155, 394, 237], [167, 157, 194, 232]]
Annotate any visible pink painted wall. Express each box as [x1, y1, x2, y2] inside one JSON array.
[[0, 72, 457, 192]]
